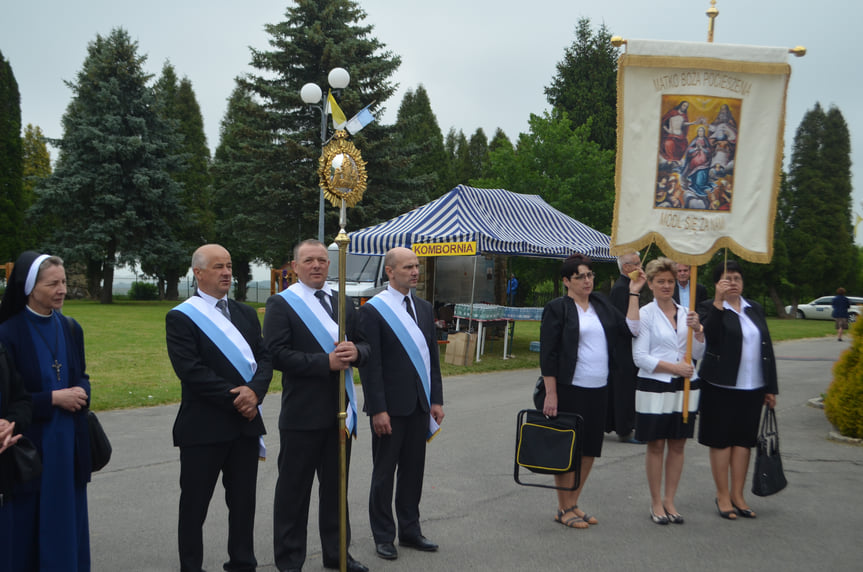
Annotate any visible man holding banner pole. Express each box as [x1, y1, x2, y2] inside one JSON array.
[[264, 239, 370, 572]]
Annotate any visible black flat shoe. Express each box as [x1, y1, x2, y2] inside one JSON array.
[[715, 498, 737, 520], [732, 502, 757, 518], [323, 555, 369, 572], [664, 507, 684, 524], [399, 534, 439, 552], [650, 510, 669, 525], [375, 542, 398, 560]]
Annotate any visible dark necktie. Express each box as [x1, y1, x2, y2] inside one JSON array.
[[315, 290, 335, 321], [216, 299, 230, 320], [404, 295, 417, 323]]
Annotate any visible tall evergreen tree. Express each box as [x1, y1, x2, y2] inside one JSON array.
[[212, 83, 272, 301], [443, 128, 472, 190], [545, 18, 620, 151], [785, 103, 855, 304], [20, 124, 52, 249], [147, 62, 214, 300], [0, 49, 23, 262], [241, 0, 401, 250], [32, 28, 184, 303], [467, 128, 489, 182], [391, 84, 448, 200], [488, 128, 513, 154]]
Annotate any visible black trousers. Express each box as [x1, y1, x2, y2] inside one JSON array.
[[273, 426, 352, 569], [368, 405, 427, 543], [178, 437, 260, 572]]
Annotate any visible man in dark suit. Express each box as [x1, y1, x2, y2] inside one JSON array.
[[166, 243, 272, 572], [263, 239, 370, 572], [358, 247, 444, 561], [608, 251, 642, 444], [672, 263, 708, 309]]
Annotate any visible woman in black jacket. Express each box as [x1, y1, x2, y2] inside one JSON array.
[[697, 260, 778, 520], [539, 254, 643, 529]]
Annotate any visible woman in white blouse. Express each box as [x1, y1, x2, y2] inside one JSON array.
[[632, 258, 704, 525]]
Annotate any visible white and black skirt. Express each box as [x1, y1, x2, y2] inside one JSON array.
[[634, 376, 701, 441]]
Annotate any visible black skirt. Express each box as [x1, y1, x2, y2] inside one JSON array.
[[556, 383, 608, 458], [697, 382, 765, 448], [634, 377, 701, 441]]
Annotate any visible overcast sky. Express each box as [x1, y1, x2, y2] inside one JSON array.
[[3, 0, 860, 242]]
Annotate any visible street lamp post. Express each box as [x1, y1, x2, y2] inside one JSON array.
[[301, 67, 350, 243]]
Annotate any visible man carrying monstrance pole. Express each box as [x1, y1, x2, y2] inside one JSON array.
[[265, 122, 370, 572]]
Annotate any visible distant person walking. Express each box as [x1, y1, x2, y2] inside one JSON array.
[[507, 273, 519, 306], [832, 287, 851, 342]]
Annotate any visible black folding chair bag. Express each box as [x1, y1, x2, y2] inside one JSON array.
[[514, 409, 583, 491]]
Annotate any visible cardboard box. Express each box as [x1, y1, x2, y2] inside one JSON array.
[[445, 332, 477, 365]]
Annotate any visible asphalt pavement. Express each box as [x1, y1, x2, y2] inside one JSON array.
[[89, 336, 863, 571]]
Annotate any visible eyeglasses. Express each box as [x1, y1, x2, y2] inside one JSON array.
[[573, 272, 595, 281]]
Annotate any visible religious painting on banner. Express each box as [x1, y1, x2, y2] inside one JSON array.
[[612, 39, 791, 264]]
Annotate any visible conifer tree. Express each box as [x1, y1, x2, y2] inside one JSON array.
[[32, 28, 183, 303], [391, 84, 448, 201], [212, 83, 272, 301], [0, 49, 23, 261], [147, 62, 213, 299], [240, 0, 401, 249], [785, 103, 855, 303], [545, 18, 620, 151]]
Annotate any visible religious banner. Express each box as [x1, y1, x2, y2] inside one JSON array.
[[611, 39, 791, 264]]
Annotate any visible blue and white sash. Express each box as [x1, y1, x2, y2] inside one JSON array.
[[278, 287, 358, 437], [367, 294, 440, 441], [173, 296, 266, 458]]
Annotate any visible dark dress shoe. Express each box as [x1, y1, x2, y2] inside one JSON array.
[[399, 534, 438, 552], [323, 555, 369, 572], [375, 542, 398, 560]]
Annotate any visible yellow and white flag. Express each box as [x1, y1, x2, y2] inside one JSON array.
[[611, 39, 791, 264], [327, 89, 347, 130]]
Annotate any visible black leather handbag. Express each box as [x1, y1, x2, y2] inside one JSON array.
[[752, 406, 787, 497], [514, 409, 582, 490], [88, 410, 112, 472], [12, 436, 43, 484]]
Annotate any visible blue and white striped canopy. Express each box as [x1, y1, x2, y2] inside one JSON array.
[[348, 185, 613, 261]]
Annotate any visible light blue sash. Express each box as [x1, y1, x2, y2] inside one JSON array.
[[173, 300, 266, 458], [173, 302, 255, 382], [278, 289, 358, 437], [367, 296, 439, 441]]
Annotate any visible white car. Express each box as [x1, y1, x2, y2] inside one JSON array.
[[785, 296, 863, 322]]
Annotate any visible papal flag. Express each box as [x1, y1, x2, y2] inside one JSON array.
[[611, 39, 791, 264], [327, 89, 347, 129]]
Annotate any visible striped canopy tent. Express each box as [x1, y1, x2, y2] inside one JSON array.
[[348, 185, 613, 261]]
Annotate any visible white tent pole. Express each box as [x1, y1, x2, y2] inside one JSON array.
[[468, 255, 480, 363]]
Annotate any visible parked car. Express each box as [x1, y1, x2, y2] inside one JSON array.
[[785, 296, 863, 322]]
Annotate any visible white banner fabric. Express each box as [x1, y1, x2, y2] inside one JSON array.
[[611, 39, 791, 264]]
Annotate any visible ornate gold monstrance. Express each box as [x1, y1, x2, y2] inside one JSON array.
[[318, 130, 367, 208], [319, 128, 366, 572]]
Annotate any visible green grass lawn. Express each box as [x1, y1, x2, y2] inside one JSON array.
[[57, 300, 840, 411]]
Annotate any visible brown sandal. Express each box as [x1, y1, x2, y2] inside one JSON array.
[[554, 506, 589, 529]]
